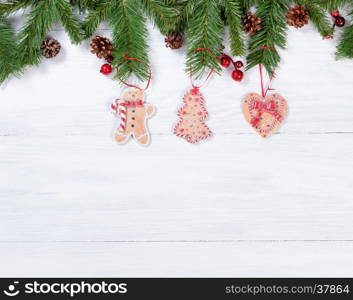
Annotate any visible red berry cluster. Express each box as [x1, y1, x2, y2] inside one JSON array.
[[220, 53, 244, 82], [331, 11, 345, 28]]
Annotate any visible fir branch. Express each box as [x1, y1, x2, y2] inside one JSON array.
[[0, 16, 17, 83], [139, 0, 181, 35], [70, 0, 98, 12], [336, 9, 353, 58], [82, 0, 114, 39], [82, 0, 150, 80], [246, 0, 290, 75], [224, 0, 246, 56], [56, 0, 84, 44], [111, 0, 149, 80], [0, 0, 33, 16], [186, 0, 224, 78], [297, 0, 333, 37], [16, 0, 60, 69], [183, 0, 195, 24], [172, 0, 195, 33], [239, 0, 259, 11], [317, 0, 351, 11]]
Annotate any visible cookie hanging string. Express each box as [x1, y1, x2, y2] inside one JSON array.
[[118, 54, 152, 91], [112, 54, 155, 146], [189, 48, 219, 93], [258, 46, 277, 97], [112, 54, 152, 135], [173, 47, 215, 144]]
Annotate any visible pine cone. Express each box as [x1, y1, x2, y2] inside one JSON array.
[[90, 35, 114, 62], [243, 12, 262, 34], [40, 38, 61, 59], [165, 32, 183, 49], [286, 5, 309, 28]]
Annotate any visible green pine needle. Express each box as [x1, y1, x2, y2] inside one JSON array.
[[240, 0, 259, 11], [171, 0, 195, 33], [111, 0, 149, 81], [186, 0, 224, 78], [1, 0, 353, 83], [82, 0, 115, 40], [0, 0, 33, 16], [70, 0, 98, 13], [246, 0, 290, 75], [56, 0, 85, 44], [224, 0, 246, 56], [336, 8, 353, 59], [140, 0, 181, 35], [0, 16, 17, 83], [4, 0, 83, 80], [82, 0, 150, 81], [297, 0, 333, 37], [16, 0, 60, 70], [317, 0, 351, 11]]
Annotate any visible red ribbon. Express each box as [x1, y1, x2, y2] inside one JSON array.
[[250, 100, 282, 127], [118, 54, 151, 91], [258, 46, 277, 97], [250, 46, 282, 127], [189, 48, 218, 91], [120, 100, 144, 107]]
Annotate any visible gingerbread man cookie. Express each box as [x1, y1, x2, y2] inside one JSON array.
[[111, 88, 155, 146], [174, 88, 212, 144]]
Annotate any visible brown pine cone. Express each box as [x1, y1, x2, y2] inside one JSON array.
[[243, 12, 262, 34], [165, 32, 183, 49], [286, 5, 309, 28], [105, 55, 114, 64], [40, 38, 61, 59], [90, 35, 114, 61]]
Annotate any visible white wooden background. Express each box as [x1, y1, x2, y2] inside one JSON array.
[[0, 14, 353, 277]]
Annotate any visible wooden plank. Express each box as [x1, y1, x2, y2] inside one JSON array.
[[0, 134, 352, 241], [1, 15, 353, 277], [1, 241, 353, 277]]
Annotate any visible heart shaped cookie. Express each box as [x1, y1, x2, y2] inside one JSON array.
[[242, 93, 288, 138]]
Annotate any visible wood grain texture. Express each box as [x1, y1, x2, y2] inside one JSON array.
[[1, 242, 353, 277], [0, 134, 352, 242], [0, 19, 353, 276]]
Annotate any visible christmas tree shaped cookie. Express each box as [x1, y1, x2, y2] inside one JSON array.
[[174, 88, 212, 144]]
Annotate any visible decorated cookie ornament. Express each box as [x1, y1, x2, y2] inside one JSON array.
[[174, 48, 216, 144], [111, 88, 155, 145], [110, 54, 155, 146], [242, 48, 288, 138], [174, 87, 212, 143], [243, 93, 288, 138]]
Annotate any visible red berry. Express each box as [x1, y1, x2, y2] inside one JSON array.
[[220, 56, 231, 68], [330, 11, 340, 17], [100, 64, 112, 75], [335, 16, 346, 27], [231, 69, 244, 82], [234, 60, 244, 69]]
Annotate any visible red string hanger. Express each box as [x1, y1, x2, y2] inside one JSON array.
[[118, 54, 152, 91], [258, 46, 277, 97], [173, 48, 218, 144], [189, 48, 219, 94], [110, 54, 155, 146], [241, 46, 288, 139]]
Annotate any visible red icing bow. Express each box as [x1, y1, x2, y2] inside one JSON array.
[[191, 87, 199, 95], [121, 100, 144, 107], [250, 100, 282, 127]]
